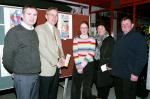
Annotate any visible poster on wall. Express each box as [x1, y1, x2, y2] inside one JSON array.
[[57, 13, 72, 40], [90, 27, 97, 36], [4, 7, 22, 34]]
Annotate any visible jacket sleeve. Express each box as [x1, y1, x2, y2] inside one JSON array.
[[132, 33, 148, 76], [99, 36, 114, 66], [2, 29, 17, 73]]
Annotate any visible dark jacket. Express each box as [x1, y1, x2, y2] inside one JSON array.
[[96, 36, 115, 87], [112, 29, 148, 79], [2, 25, 41, 74], [99, 36, 115, 67]]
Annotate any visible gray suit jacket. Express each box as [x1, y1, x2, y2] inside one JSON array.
[[35, 22, 64, 76]]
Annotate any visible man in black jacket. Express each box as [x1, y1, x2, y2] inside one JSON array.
[[112, 17, 148, 99], [2, 5, 41, 99]]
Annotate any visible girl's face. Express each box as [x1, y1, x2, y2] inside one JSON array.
[[80, 23, 89, 35]]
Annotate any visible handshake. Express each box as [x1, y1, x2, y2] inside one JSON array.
[[56, 54, 71, 68]]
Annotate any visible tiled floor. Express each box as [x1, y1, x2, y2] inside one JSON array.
[[58, 79, 150, 99], [0, 79, 150, 99]]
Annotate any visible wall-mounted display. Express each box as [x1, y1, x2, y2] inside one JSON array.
[[57, 13, 72, 40]]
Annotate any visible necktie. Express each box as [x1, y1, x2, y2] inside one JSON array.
[[53, 27, 62, 57]]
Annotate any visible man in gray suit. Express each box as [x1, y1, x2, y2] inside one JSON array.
[[35, 7, 65, 99]]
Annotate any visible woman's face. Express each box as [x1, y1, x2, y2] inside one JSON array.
[[97, 25, 105, 36], [80, 23, 89, 35]]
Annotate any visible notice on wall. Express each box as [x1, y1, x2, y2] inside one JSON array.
[[57, 13, 72, 40], [4, 7, 22, 34]]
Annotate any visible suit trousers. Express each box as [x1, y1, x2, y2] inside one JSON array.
[[14, 74, 39, 99], [39, 69, 59, 99], [114, 77, 137, 99], [71, 62, 95, 99]]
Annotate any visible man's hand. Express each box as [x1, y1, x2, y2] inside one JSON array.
[[57, 57, 65, 68], [130, 74, 138, 82]]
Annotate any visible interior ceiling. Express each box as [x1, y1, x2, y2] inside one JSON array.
[[68, 0, 111, 8], [66, 0, 150, 18], [119, 3, 150, 19], [47, 0, 150, 18]]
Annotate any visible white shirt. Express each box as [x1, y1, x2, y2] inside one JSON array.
[[21, 21, 34, 30], [46, 22, 54, 34]]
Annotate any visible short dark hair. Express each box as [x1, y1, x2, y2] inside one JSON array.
[[22, 5, 37, 14], [80, 21, 89, 28], [121, 16, 132, 23], [97, 24, 105, 29], [46, 7, 58, 15]]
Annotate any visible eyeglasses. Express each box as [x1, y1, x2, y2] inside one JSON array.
[[80, 27, 88, 29]]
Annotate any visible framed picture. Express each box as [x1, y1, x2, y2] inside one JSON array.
[[57, 13, 72, 40], [4, 7, 22, 34]]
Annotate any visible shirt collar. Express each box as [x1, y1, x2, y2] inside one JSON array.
[[21, 21, 34, 30], [46, 22, 53, 31]]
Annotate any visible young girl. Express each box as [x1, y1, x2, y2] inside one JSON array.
[[71, 21, 96, 99]]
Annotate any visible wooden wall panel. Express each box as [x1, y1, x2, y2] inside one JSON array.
[[36, 10, 46, 25]]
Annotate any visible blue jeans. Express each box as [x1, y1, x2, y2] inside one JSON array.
[[14, 74, 39, 99]]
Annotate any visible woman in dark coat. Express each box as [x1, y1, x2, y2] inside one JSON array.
[[94, 25, 115, 99]]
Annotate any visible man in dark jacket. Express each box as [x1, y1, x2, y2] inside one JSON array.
[[112, 17, 148, 99], [2, 5, 41, 99]]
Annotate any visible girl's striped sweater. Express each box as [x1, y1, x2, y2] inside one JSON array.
[[73, 36, 96, 68]]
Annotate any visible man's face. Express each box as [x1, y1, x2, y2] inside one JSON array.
[[121, 19, 134, 34], [45, 9, 58, 26], [22, 8, 37, 26]]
